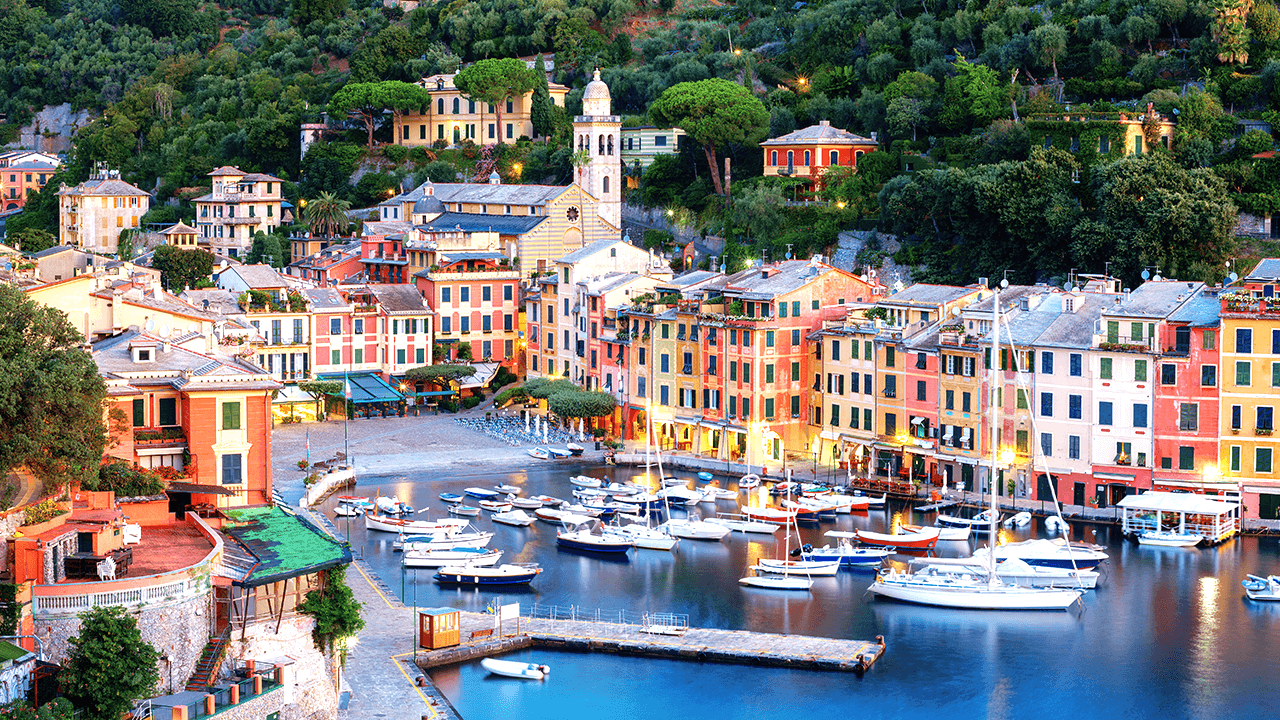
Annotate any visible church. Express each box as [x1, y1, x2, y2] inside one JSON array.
[[373, 70, 621, 274]]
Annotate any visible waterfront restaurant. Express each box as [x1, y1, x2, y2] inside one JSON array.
[[1117, 490, 1242, 544]]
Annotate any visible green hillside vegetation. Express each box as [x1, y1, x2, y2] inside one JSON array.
[[4, 0, 1280, 285]]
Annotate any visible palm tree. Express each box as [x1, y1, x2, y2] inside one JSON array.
[[305, 192, 352, 238]]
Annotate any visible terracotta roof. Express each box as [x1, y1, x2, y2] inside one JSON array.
[[57, 178, 150, 197], [761, 121, 878, 147]]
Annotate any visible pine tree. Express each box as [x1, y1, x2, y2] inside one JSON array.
[[530, 54, 554, 140]]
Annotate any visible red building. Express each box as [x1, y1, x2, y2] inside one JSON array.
[[415, 250, 520, 364], [288, 241, 362, 286], [761, 121, 879, 194], [1153, 286, 1222, 492], [360, 234, 410, 285]]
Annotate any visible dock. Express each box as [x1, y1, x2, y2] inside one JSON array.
[[416, 611, 886, 677]]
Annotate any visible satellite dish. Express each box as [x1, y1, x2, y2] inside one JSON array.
[[1000, 278, 1009, 289], [1141, 269, 1150, 280], [951, 306, 961, 317], [220, 260, 228, 269], [1230, 272, 1239, 282], [1063, 281, 1072, 291], [159, 325, 170, 337], [1153, 274, 1162, 281], [145, 319, 155, 331]]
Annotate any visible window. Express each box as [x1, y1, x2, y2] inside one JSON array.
[[916, 380, 927, 401], [331, 350, 340, 364], [354, 348, 363, 363], [1133, 403, 1148, 428], [1179, 446, 1195, 471], [886, 347, 895, 368], [330, 318, 341, 335], [829, 404, 839, 426], [1237, 361, 1252, 386], [417, 348, 426, 364], [682, 352, 693, 375], [461, 287, 471, 303], [1069, 394, 1082, 420], [1100, 357, 1113, 379], [158, 398, 177, 427], [1258, 447, 1273, 474], [962, 392, 971, 413], [1232, 404, 1242, 430], [793, 301, 801, 316], [1016, 430, 1029, 454], [662, 324, 670, 339], [742, 397, 751, 419], [637, 377, 646, 398], [1099, 401, 1113, 425], [221, 454, 242, 485], [397, 349, 406, 364], [1041, 432, 1052, 457], [660, 354, 669, 373], [1231, 445, 1242, 472], [1134, 360, 1147, 382], [945, 390, 954, 410], [964, 357, 975, 377], [884, 375, 897, 398], [766, 331, 775, 348], [1273, 361, 1280, 387], [1040, 392, 1053, 417], [442, 317, 452, 333], [791, 395, 800, 418], [779, 302, 787, 318], [1258, 406, 1274, 431], [222, 401, 241, 430], [1041, 352, 1054, 374], [1160, 363, 1176, 385], [660, 385, 670, 406], [765, 364, 775, 383], [1238, 328, 1253, 353], [916, 352, 927, 370], [354, 318, 364, 335], [864, 408, 873, 432], [792, 361, 800, 382], [885, 413, 896, 436], [1070, 353, 1082, 376], [1068, 435, 1080, 460], [765, 398, 775, 420], [132, 398, 145, 427], [1202, 365, 1217, 386], [864, 374, 873, 395], [729, 361, 737, 381], [1204, 330, 1216, 350], [1016, 389, 1028, 410]]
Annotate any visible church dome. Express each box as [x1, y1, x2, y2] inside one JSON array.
[[583, 69, 611, 102]]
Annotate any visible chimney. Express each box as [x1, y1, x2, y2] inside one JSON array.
[[1019, 297, 1029, 311], [819, 119, 830, 127]]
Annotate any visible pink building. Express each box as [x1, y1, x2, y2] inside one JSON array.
[[415, 251, 520, 364], [1152, 286, 1221, 492]]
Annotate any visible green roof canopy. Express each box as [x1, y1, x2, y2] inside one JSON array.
[[317, 371, 404, 404], [222, 506, 351, 587]]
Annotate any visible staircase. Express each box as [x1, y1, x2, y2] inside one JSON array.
[[185, 628, 231, 692]]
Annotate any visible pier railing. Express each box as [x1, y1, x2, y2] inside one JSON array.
[[523, 603, 688, 630]]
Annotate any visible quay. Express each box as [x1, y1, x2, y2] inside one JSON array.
[[416, 612, 886, 677]]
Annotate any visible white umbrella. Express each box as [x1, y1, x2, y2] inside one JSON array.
[[543, 424, 548, 443], [579, 418, 586, 442], [525, 411, 530, 433]]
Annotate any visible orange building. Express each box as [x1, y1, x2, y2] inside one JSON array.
[[2, 159, 58, 211], [760, 120, 879, 193]]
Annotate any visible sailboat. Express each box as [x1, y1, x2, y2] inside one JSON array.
[[740, 482, 814, 590], [869, 284, 1085, 611], [610, 407, 679, 550]]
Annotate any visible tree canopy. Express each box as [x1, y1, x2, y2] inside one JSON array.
[[0, 285, 107, 489], [548, 389, 618, 419], [649, 79, 769, 195], [60, 606, 160, 720], [404, 364, 478, 384], [327, 81, 430, 148], [453, 58, 539, 143], [152, 245, 215, 291]]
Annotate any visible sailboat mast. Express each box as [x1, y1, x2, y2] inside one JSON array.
[[988, 287, 1002, 577]]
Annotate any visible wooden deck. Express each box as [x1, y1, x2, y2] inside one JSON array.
[[416, 611, 886, 676]]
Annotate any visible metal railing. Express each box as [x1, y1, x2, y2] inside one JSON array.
[[523, 603, 688, 629]]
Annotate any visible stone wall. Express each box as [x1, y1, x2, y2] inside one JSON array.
[[7, 104, 94, 155], [41, 533, 77, 584], [1236, 212, 1271, 237], [223, 615, 339, 720], [199, 685, 288, 720], [35, 590, 214, 693]]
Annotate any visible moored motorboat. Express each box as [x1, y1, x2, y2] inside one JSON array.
[[870, 566, 1084, 609], [705, 515, 780, 534], [607, 523, 678, 551], [492, 509, 536, 527], [510, 496, 544, 510], [938, 510, 998, 534], [1137, 530, 1203, 547], [548, 447, 572, 459], [1045, 516, 1069, 535], [802, 532, 895, 566], [464, 487, 500, 499], [494, 484, 521, 495], [912, 556, 1100, 589], [739, 474, 761, 489], [903, 522, 970, 541], [855, 527, 941, 550], [402, 527, 495, 550], [975, 538, 1108, 570], [755, 558, 840, 576], [364, 514, 471, 535], [481, 658, 550, 680], [336, 495, 372, 507], [478, 499, 513, 513], [659, 518, 731, 541], [569, 475, 602, 488], [741, 506, 797, 524], [566, 442, 585, 456], [448, 504, 480, 517], [556, 522, 633, 554], [532, 495, 564, 507], [603, 483, 640, 496], [334, 504, 363, 517], [435, 563, 542, 586], [528, 447, 550, 460], [1242, 574, 1280, 601], [438, 492, 464, 504], [1004, 511, 1032, 528], [661, 476, 688, 487], [696, 471, 715, 482], [403, 547, 502, 568], [376, 497, 413, 515], [739, 567, 813, 590], [534, 508, 593, 525]]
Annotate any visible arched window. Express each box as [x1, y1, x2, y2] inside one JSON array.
[[787, 151, 794, 167], [608, 135, 614, 155], [603, 176, 610, 194], [771, 150, 778, 166], [437, 98, 444, 115], [803, 150, 811, 166], [855, 150, 864, 164], [452, 98, 460, 114], [578, 135, 584, 152], [830, 150, 839, 165], [599, 134, 605, 155]]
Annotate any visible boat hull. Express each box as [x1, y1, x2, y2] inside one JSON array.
[[869, 577, 1083, 610], [1137, 532, 1203, 547], [756, 559, 840, 576], [555, 533, 632, 554], [435, 566, 541, 586], [739, 574, 813, 590], [481, 658, 549, 680], [856, 528, 941, 549], [403, 548, 502, 568]]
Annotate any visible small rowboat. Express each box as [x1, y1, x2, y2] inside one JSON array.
[[739, 474, 761, 489], [855, 527, 941, 549], [334, 504, 363, 517], [481, 657, 550, 680], [528, 448, 550, 460], [531, 495, 564, 507], [569, 475, 602, 488], [495, 484, 521, 495], [697, 471, 715, 482], [403, 547, 501, 568], [438, 493, 464, 504], [510, 496, 543, 509], [336, 495, 372, 507], [1137, 530, 1203, 547], [1242, 574, 1280, 601], [741, 506, 797, 524], [566, 442, 586, 456], [493, 510, 535, 527], [548, 448, 572, 459], [448, 505, 480, 517], [465, 487, 500, 499], [478, 500, 513, 513], [903, 522, 969, 541]]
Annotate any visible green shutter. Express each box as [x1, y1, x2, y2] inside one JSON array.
[[1100, 357, 1113, 379], [1134, 360, 1147, 382], [222, 402, 241, 430], [132, 399, 145, 427], [1107, 321, 1119, 344], [1237, 361, 1252, 386]]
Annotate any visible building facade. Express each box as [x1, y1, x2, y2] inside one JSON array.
[[394, 73, 569, 147], [193, 167, 285, 258], [56, 168, 151, 255]]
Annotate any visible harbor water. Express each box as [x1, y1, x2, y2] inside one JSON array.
[[304, 461, 1280, 720]]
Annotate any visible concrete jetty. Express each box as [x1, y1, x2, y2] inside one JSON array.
[[416, 611, 886, 677]]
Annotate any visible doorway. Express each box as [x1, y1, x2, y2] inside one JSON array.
[[168, 491, 192, 520]]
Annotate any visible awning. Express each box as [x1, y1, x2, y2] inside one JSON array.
[[317, 372, 404, 404], [942, 426, 955, 442], [222, 506, 352, 587], [1095, 471, 1135, 481], [911, 416, 926, 425], [167, 481, 237, 496], [1116, 490, 1240, 514], [458, 362, 500, 389], [819, 429, 841, 441], [674, 416, 702, 426]]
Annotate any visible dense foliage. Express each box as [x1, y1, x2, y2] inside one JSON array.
[[297, 569, 365, 651], [60, 606, 160, 720]]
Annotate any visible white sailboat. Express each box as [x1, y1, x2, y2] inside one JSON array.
[[611, 407, 679, 551], [869, 284, 1085, 611], [740, 482, 813, 591]]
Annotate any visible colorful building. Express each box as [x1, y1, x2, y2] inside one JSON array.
[[620, 126, 687, 174], [56, 167, 151, 255], [760, 120, 879, 193], [395, 72, 569, 147], [415, 250, 519, 363], [193, 167, 286, 258], [2, 158, 58, 211]]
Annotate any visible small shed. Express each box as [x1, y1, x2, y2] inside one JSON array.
[[419, 607, 460, 649], [1117, 491, 1241, 544]]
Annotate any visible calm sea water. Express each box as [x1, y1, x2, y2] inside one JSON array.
[[303, 461, 1280, 720]]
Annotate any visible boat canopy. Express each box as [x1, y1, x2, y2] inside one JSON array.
[[1116, 491, 1239, 515]]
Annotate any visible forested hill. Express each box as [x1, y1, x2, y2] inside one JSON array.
[[3, 0, 1280, 284]]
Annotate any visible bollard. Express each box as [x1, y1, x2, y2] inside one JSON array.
[[229, 684, 239, 705], [204, 695, 215, 715], [253, 675, 263, 695]]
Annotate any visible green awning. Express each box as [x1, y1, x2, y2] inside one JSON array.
[[317, 372, 404, 404], [222, 506, 351, 587]]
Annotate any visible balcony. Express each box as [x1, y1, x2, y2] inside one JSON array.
[[133, 428, 187, 448], [1095, 335, 1154, 353], [224, 216, 268, 225], [362, 253, 409, 265], [883, 389, 896, 398]]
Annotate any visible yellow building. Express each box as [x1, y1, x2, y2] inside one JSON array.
[[394, 73, 569, 147], [56, 168, 151, 255], [1219, 261, 1280, 519]]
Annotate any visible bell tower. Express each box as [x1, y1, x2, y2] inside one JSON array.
[[572, 69, 621, 231]]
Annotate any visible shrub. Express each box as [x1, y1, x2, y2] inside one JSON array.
[[95, 461, 166, 497], [462, 395, 483, 409], [23, 498, 67, 526], [438, 398, 459, 413], [383, 144, 409, 163]]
